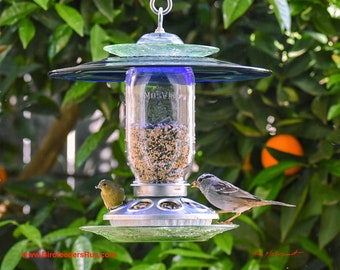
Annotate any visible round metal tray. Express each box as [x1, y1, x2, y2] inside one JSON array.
[[80, 224, 238, 242]]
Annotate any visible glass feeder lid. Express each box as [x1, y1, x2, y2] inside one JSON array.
[[49, 55, 271, 83], [49, 29, 271, 83]]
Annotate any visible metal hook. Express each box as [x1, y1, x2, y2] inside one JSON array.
[[156, 7, 165, 33], [150, 0, 173, 16]]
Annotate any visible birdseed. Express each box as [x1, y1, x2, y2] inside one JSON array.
[[127, 122, 191, 184], [129, 201, 152, 210], [159, 201, 182, 210]]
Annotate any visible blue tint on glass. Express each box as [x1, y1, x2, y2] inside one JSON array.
[[125, 67, 194, 86]]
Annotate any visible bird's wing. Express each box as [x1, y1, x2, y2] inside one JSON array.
[[213, 181, 239, 195], [214, 181, 261, 201]]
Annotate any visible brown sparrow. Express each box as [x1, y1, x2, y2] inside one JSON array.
[[192, 173, 295, 224]]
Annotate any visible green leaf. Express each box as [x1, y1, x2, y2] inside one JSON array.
[[0, 2, 38, 26], [55, 4, 84, 36], [249, 161, 304, 189], [24, 95, 60, 115], [276, 118, 304, 127], [268, 0, 291, 32], [60, 196, 85, 213], [252, 176, 284, 218], [92, 239, 133, 264], [319, 204, 340, 249], [62, 81, 95, 106], [129, 263, 166, 270], [19, 19, 35, 49], [311, 96, 329, 123], [32, 203, 56, 227], [236, 215, 265, 239], [213, 233, 233, 255], [327, 73, 340, 89], [267, 245, 291, 270], [241, 259, 260, 270], [327, 103, 340, 120], [0, 219, 18, 228], [94, 0, 114, 22], [298, 237, 333, 269], [309, 140, 334, 163], [90, 24, 110, 61], [14, 223, 42, 248], [33, 0, 49, 10], [282, 86, 299, 103], [178, 242, 202, 252], [105, 243, 133, 264], [48, 24, 73, 62], [43, 227, 81, 244], [76, 124, 115, 169], [284, 53, 313, 79], [265, 146, 306, 163], [250, 31, 280, 59], [312, 8, 336, 36], [108, 29, 134, 44], [328, 85, 340, 95], [72, 236, 93, 270], [160, 248, 216, 260], [0, 240, 28, 270], [206, 146, 239, 167], [211, 258, 234, 270], [319, 159, 340, 177], [306, 173, 326, 217], [222, 0, 254, 29], [280, 177, 309, 241], [292, 76, 327, 96], [169, 258, 215, 269], [231, 121, 262, 137]]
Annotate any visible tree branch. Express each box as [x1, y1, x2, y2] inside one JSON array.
[[19, 103, 78, 180]]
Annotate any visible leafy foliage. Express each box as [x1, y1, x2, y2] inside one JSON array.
[[1, 0, 340, 269]]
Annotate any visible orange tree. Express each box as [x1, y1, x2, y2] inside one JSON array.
[[0, 0, 339, 269]]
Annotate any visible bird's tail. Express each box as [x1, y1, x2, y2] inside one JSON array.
[[262, 200, 296, 207]]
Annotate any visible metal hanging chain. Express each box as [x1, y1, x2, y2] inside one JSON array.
[[150, 0, 173, 33]]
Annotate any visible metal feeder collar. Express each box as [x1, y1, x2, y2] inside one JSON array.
[[49, 0, 271, 242]]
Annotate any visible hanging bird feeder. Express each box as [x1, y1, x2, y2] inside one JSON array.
[[49, 0, 271, 242]]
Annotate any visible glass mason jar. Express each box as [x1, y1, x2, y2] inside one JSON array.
[[125, 67, 195, 184]]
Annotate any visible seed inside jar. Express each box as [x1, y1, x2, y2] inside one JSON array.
[[127, 122, 191, 184]]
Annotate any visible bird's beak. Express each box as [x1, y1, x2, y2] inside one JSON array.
[[95, 185, 100, 189], [191, 181, 198, 188]]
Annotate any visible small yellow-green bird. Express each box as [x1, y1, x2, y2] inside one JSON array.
[[95, 179, 126, 210]]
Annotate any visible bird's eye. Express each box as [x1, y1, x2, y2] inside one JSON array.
[[103, 183, 107, 186]]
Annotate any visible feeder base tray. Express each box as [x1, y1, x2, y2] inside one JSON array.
[[80, 224, 238, 242]]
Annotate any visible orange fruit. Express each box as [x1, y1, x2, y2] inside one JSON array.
[[0, 165, 7, 184], [261, 134, 304, 175]]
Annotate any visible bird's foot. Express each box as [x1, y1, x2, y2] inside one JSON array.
[[216, 213, 240, 224], [216, 220, 233, 225], [108, 203, 125, 211]]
